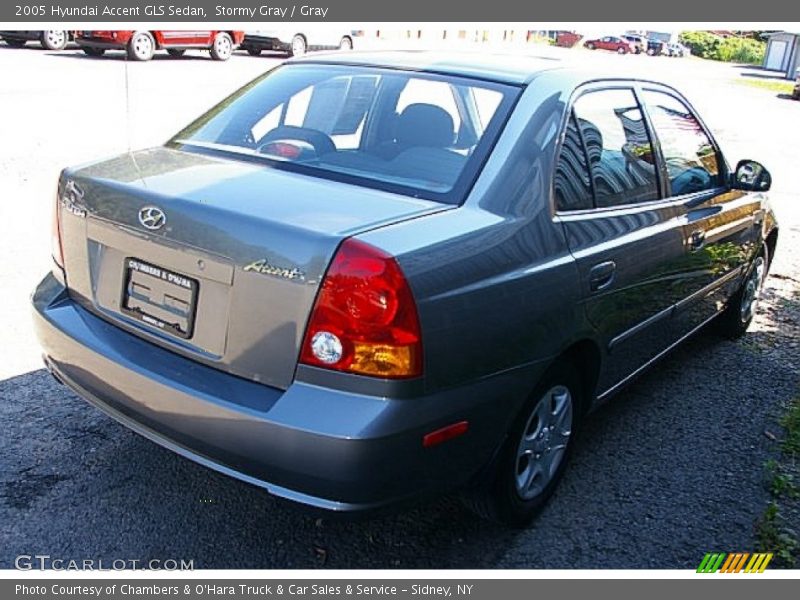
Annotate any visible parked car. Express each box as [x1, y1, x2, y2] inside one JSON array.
[[584, 35, 636, 54], [241, 29, 353, 56], [75, 31, 245, 61], [0, 30, 73, 50], [646, 38, 666, 56], [792, 67, 799, 100], [554, 31, 583, 48], [665, 42, 688, 57], [33, 52, 778, 527], [622, 34, 646, 54]]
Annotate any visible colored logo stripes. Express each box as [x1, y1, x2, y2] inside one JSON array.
[[697, 552, 773, 573]]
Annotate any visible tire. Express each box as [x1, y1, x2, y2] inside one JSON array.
[[339, 36, 353, 50], [127, 31, 155, 61], [290, 34, 307, 57], [4, 39, 26, 48], [617, 47, 626, 54], [586, 43, 595, 50], [210, 32, 233, 61], [716, 247, 768, 339], [166, 49, 186, 58], [81, 47, 105, 57], [647, 48, 656, 56], [40, 30, 68, 51], [462, 362, 582, 527], [246, 47, 262, 56]]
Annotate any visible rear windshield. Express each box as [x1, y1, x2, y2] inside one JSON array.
[[169, 63, 520, 204]]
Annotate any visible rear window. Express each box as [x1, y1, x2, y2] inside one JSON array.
[[169, 63, 519, 204]]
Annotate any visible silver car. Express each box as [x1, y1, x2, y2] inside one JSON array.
[[33, 52, 778, 526]]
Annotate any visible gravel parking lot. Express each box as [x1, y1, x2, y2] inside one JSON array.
[[1, 42, 798, 569]]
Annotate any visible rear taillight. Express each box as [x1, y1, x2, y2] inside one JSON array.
[[300, 239, 423, 379], [51, 188, 64, 270]]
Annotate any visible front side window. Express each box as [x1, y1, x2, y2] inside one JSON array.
[[642, 90, 721, 196], [169, 64, 518, 204], [573, 88, 660, 208]]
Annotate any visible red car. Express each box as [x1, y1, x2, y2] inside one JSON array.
[[584, 35, 636, 54], [75, 31, 244, 61]]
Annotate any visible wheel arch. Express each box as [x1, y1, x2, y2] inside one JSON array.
[[765, 227, 778, 271], [144, 31, 165, 49], [556, 338, 603, 415]]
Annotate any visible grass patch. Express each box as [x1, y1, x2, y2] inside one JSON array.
[[735, 78, 796, 94], [765, 459, 799, 498], [756, 502, 799, 566], [780, 397, 800, 456], [757, 397, 800, 567]]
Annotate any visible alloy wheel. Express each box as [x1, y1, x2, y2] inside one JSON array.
[[514, 385, 573, 500], [740, 256, 766, 323]]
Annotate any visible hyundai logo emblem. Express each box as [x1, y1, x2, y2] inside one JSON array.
[[138, 206, 166, 231]]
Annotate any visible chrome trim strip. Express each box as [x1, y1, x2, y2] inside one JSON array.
[[597, 311, 721, 402], [674, 266, 743, 313], [608, 303, 674, 351]]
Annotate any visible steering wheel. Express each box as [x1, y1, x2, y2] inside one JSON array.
[[671, 166, 711, 195], [257, 126, 336, 158]]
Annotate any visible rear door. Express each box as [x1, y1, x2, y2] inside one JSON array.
[[640, 88, 761, 334], [555, 85, 688, 394]]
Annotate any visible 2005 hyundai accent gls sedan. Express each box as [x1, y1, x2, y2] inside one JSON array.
[[33, 52, 778, 526]]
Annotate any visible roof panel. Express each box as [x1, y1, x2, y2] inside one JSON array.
[[290, 50, 566, 84]]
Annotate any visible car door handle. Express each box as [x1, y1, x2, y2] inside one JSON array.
[[688, 229, 706, 252], [589, 260, 616, 292]]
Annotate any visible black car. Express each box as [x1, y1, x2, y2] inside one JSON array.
[[646, 38, 665, 56], [0, 30, 73, 51]]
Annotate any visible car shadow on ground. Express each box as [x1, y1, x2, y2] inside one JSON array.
[[2, 292, 797, 568], [43, 50, 228, 62]]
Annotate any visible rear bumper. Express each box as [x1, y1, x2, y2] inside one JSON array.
[[32, 273, 535, 511], [241, 35, 288, 52]]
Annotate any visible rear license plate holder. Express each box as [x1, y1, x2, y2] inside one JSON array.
[[121, 258, 198, 339]]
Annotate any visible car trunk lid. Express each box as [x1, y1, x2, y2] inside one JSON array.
[[58, 147, 449, 389]]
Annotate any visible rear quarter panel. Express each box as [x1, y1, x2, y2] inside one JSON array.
[[359, 73, 590, 395]]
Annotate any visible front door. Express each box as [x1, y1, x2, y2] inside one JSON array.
[[639, 88, 761, 334]]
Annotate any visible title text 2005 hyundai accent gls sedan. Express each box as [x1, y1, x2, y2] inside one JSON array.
[[33, 52, 778, 526]]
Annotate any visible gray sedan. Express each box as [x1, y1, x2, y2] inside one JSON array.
[[33, 52, 778, 527]]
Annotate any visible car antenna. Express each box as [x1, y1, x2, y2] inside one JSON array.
[[124, 52, 132, 154], [123, 53, 144, 183]]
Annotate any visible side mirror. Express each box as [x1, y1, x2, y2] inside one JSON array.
[[732, 159, 771, 192]]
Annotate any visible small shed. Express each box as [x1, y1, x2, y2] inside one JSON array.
[[763, 32, 800, 79]]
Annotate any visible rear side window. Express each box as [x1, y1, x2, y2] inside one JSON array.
[[642, 90, 721, 196], [555, 113, 594, 211], [573, 89, 660, 208]]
